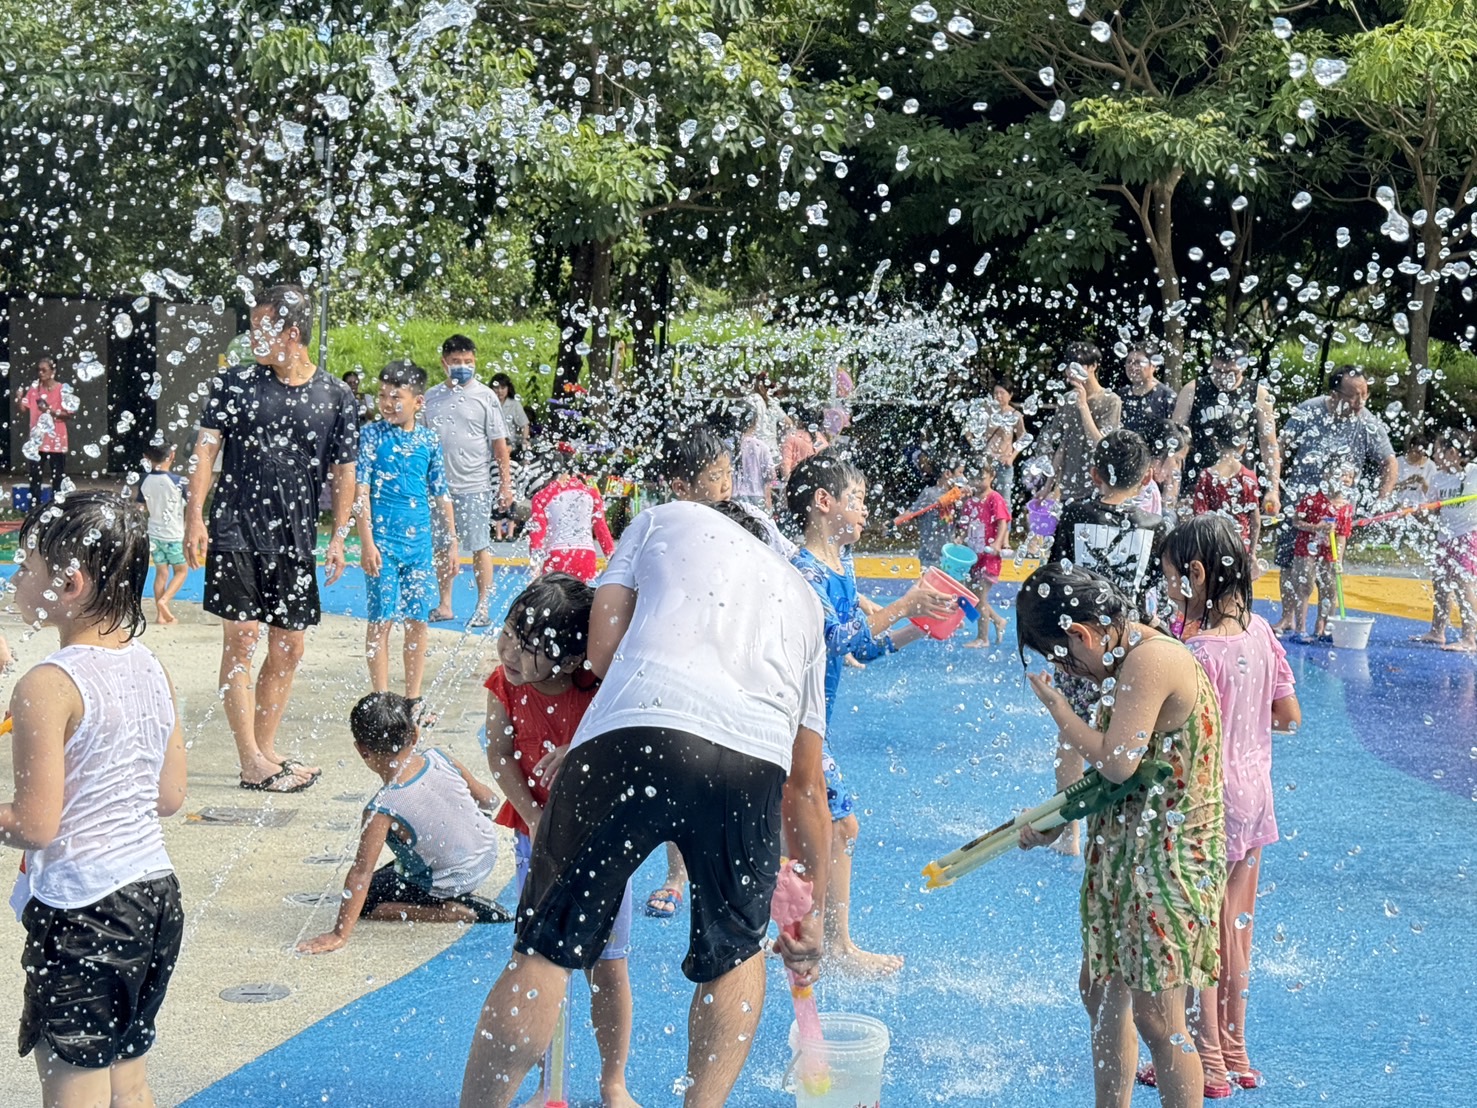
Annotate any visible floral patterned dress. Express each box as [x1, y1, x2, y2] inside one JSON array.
[[1081, 653, 1227, 992]]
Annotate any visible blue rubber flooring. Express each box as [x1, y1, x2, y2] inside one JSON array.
[[105, 568, 1475, 1105]]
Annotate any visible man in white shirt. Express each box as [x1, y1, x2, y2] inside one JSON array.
[[460, 500, 831, 1108], [423, 334, 514, 625]]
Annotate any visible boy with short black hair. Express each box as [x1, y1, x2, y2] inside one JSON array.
[[1036, 340, 1123, 504], [297, 692, 506, 954], [139, 441, 189, 625], [788, 452, 954, 976], [906, 455, 966, 567], [356, 360, 454, 715]]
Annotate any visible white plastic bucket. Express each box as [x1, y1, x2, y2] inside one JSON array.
[[1328, 615, 1375, 650], [786, 1013, 890, 1107]]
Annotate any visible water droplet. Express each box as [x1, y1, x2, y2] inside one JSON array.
[[1090, 21, 1111, 42], [1272, 16, 1293, 39], [1292, 191, 1312, 210], [1039, 66, 1056, 87], [1312, 58, 1348, 87], [909, 3, 938, 24], [1049, 100, 1067, 122], [947, 15, 974, 35], [1067, 0, 1086, 16]]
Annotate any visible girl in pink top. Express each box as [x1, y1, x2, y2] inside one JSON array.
[[526, 449, 615, 584], [1159, 515, 1301, 1096]]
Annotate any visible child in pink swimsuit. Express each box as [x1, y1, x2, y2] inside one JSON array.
[[1159, 515, 1302, 1097]]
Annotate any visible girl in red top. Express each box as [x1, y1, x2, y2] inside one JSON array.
[[959, 462, 1012, 647], [483, 574, 637, 1108], [526, 446, 615, 584], [1289, 464, 1356, 641], [1192, 420, 1262, 556]]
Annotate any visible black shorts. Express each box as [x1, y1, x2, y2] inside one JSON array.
[[516, 727, 786, 983], [359, 864, 507, 924], [204, 549, 320, 630], [19, 875, 183, 1069]]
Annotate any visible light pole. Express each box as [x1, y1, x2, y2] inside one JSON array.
[[312, 133, 334, 371]]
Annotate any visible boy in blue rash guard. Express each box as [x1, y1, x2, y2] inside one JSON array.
[[355, 360, 455, 716], [787, 452, 954, 977]]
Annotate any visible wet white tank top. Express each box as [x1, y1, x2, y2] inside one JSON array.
[[26, 642, 175, 909]]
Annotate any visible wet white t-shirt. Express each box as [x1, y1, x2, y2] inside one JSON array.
[[573, 501, 827, 772]]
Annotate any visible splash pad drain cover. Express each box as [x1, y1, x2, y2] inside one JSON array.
[[188, 807, 298, 827], [221, 983, 290, 1004]]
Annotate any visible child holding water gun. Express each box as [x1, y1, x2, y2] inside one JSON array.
[[788, 452, 954, 976], [904, 455, 966, 567], [1152, 515, 1301, 1097], [1284, 461, 1356, 642], [1192, 419, 1262, 556], [526, 445, 616, 585], [484, 574, 638, 1108], [1016, 563, 1226, 1108], [959, 461, 1011, 647], [2, 493, 188, 1108], [1413, 428, 1477, 651]]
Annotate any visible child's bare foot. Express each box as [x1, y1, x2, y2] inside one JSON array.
[[829, 944, 904, 979], [1051, 820, 1081, 856], [844, 654, 867, 669], [155, 603, 177, 624], [1442, 638, 1477, 653], [963, 638, 989, 649], [1411, 631, 1448, 644], [601, 1083, 643, 1108]]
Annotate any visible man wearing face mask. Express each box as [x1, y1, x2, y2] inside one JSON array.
[[424, 334, 514, 626]]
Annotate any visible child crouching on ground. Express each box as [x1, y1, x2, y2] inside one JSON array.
[[297, 693, 507, 955], [2, 492, 188, 1108], [485, 574, 638, 1108], [788, 452, 954, 976]]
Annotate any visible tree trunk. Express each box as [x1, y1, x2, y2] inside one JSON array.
[[1406, 276, 1434, 420], [555, 240, 593, 396], [1149, 173, 1187, 386], [586, 237, 614, 386]]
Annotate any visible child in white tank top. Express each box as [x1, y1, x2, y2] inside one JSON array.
[[1, 492, 187, 1106]]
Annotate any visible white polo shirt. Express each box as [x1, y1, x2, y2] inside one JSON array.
[[572, 501, 827, 772]]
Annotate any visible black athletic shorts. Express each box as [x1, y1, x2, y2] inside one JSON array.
[[19, 874, 183, 1069], [205, 549, 321, 630], [359, 863, 508, 924], [516, 726, 786, 983]]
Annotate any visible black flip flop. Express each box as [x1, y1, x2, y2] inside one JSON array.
[[239, 766, 317, 794]]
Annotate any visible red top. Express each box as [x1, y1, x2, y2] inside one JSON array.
[[484, 665, 599, 836], [1192, 466, 1261, 552], [1293, 492, 1353, 561], [24, 382, 71, 454], [527, 476, 614, 556]]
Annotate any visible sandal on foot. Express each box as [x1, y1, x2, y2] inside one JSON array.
[[1206, 1083, 1235, 1099], [644, 887, 683, 918], [277, 758, 321, 779], [239, 766, 317, 794], [1233, 1069, 1263, 1090], [1136, 1065, 1157, 1088]]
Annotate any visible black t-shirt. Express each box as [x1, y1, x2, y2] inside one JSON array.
[[201, 363, 358, 557], [1117, 382, 1177, 438], [1050, 497, 1172, 617]]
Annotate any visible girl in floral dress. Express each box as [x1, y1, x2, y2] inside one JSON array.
[[1015, 562, 1227, 1108]]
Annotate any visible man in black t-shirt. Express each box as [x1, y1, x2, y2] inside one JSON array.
[[185, 285, 358, 793], [1116, 348, 1177, 438]]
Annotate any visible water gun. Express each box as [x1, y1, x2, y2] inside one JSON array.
[[769, 860, 830, 1096], [1352, 491, 1477, 528], [893, 484, 966, 527], [922, 759, 1173, 888]]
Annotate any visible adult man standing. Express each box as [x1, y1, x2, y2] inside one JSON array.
[[184, 284, 358, 793], [20, 357, 76, 504], [1036, 342, 1122, 504], [1116, 348, 1177, 437], [1172, 339, 1280, 503], [424, 334, 513, 626], [1271, 366, 1397, 633], [460, 500, 832, 1108]]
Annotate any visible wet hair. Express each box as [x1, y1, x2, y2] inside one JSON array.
[[656, 423, 728, 485], [379, 359, 428, 395], [1016, 563, 1132, 667], [441, 333, 477, 358], [143, 442, 175, 467], [489, 372, 518, 398], [254, 284, 313, 344], [992, 374, 1017, 397], [1064, 341, 1101, 368], [18, 491, 149, 639], [503, 572, 594, 664], [709, 499, 770, 541], [1213, 337, 1249, 362], [1143, 418, 1189, 462], [1092, 429, 1149, 492], [1327, 365, 1366, 393], [1162, 514, 1252, 631], [786, 451, 865, 518], [1204, 417, 1246, 460], [350, 692, 417, 756]]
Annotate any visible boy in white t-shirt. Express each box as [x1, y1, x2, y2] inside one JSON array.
[[3, 492, 188, 1108], [461, 499, 832, 1108], [138, 443, 190, 625]]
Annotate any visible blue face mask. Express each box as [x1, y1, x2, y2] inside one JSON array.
[[448, 365, 474, 385]]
